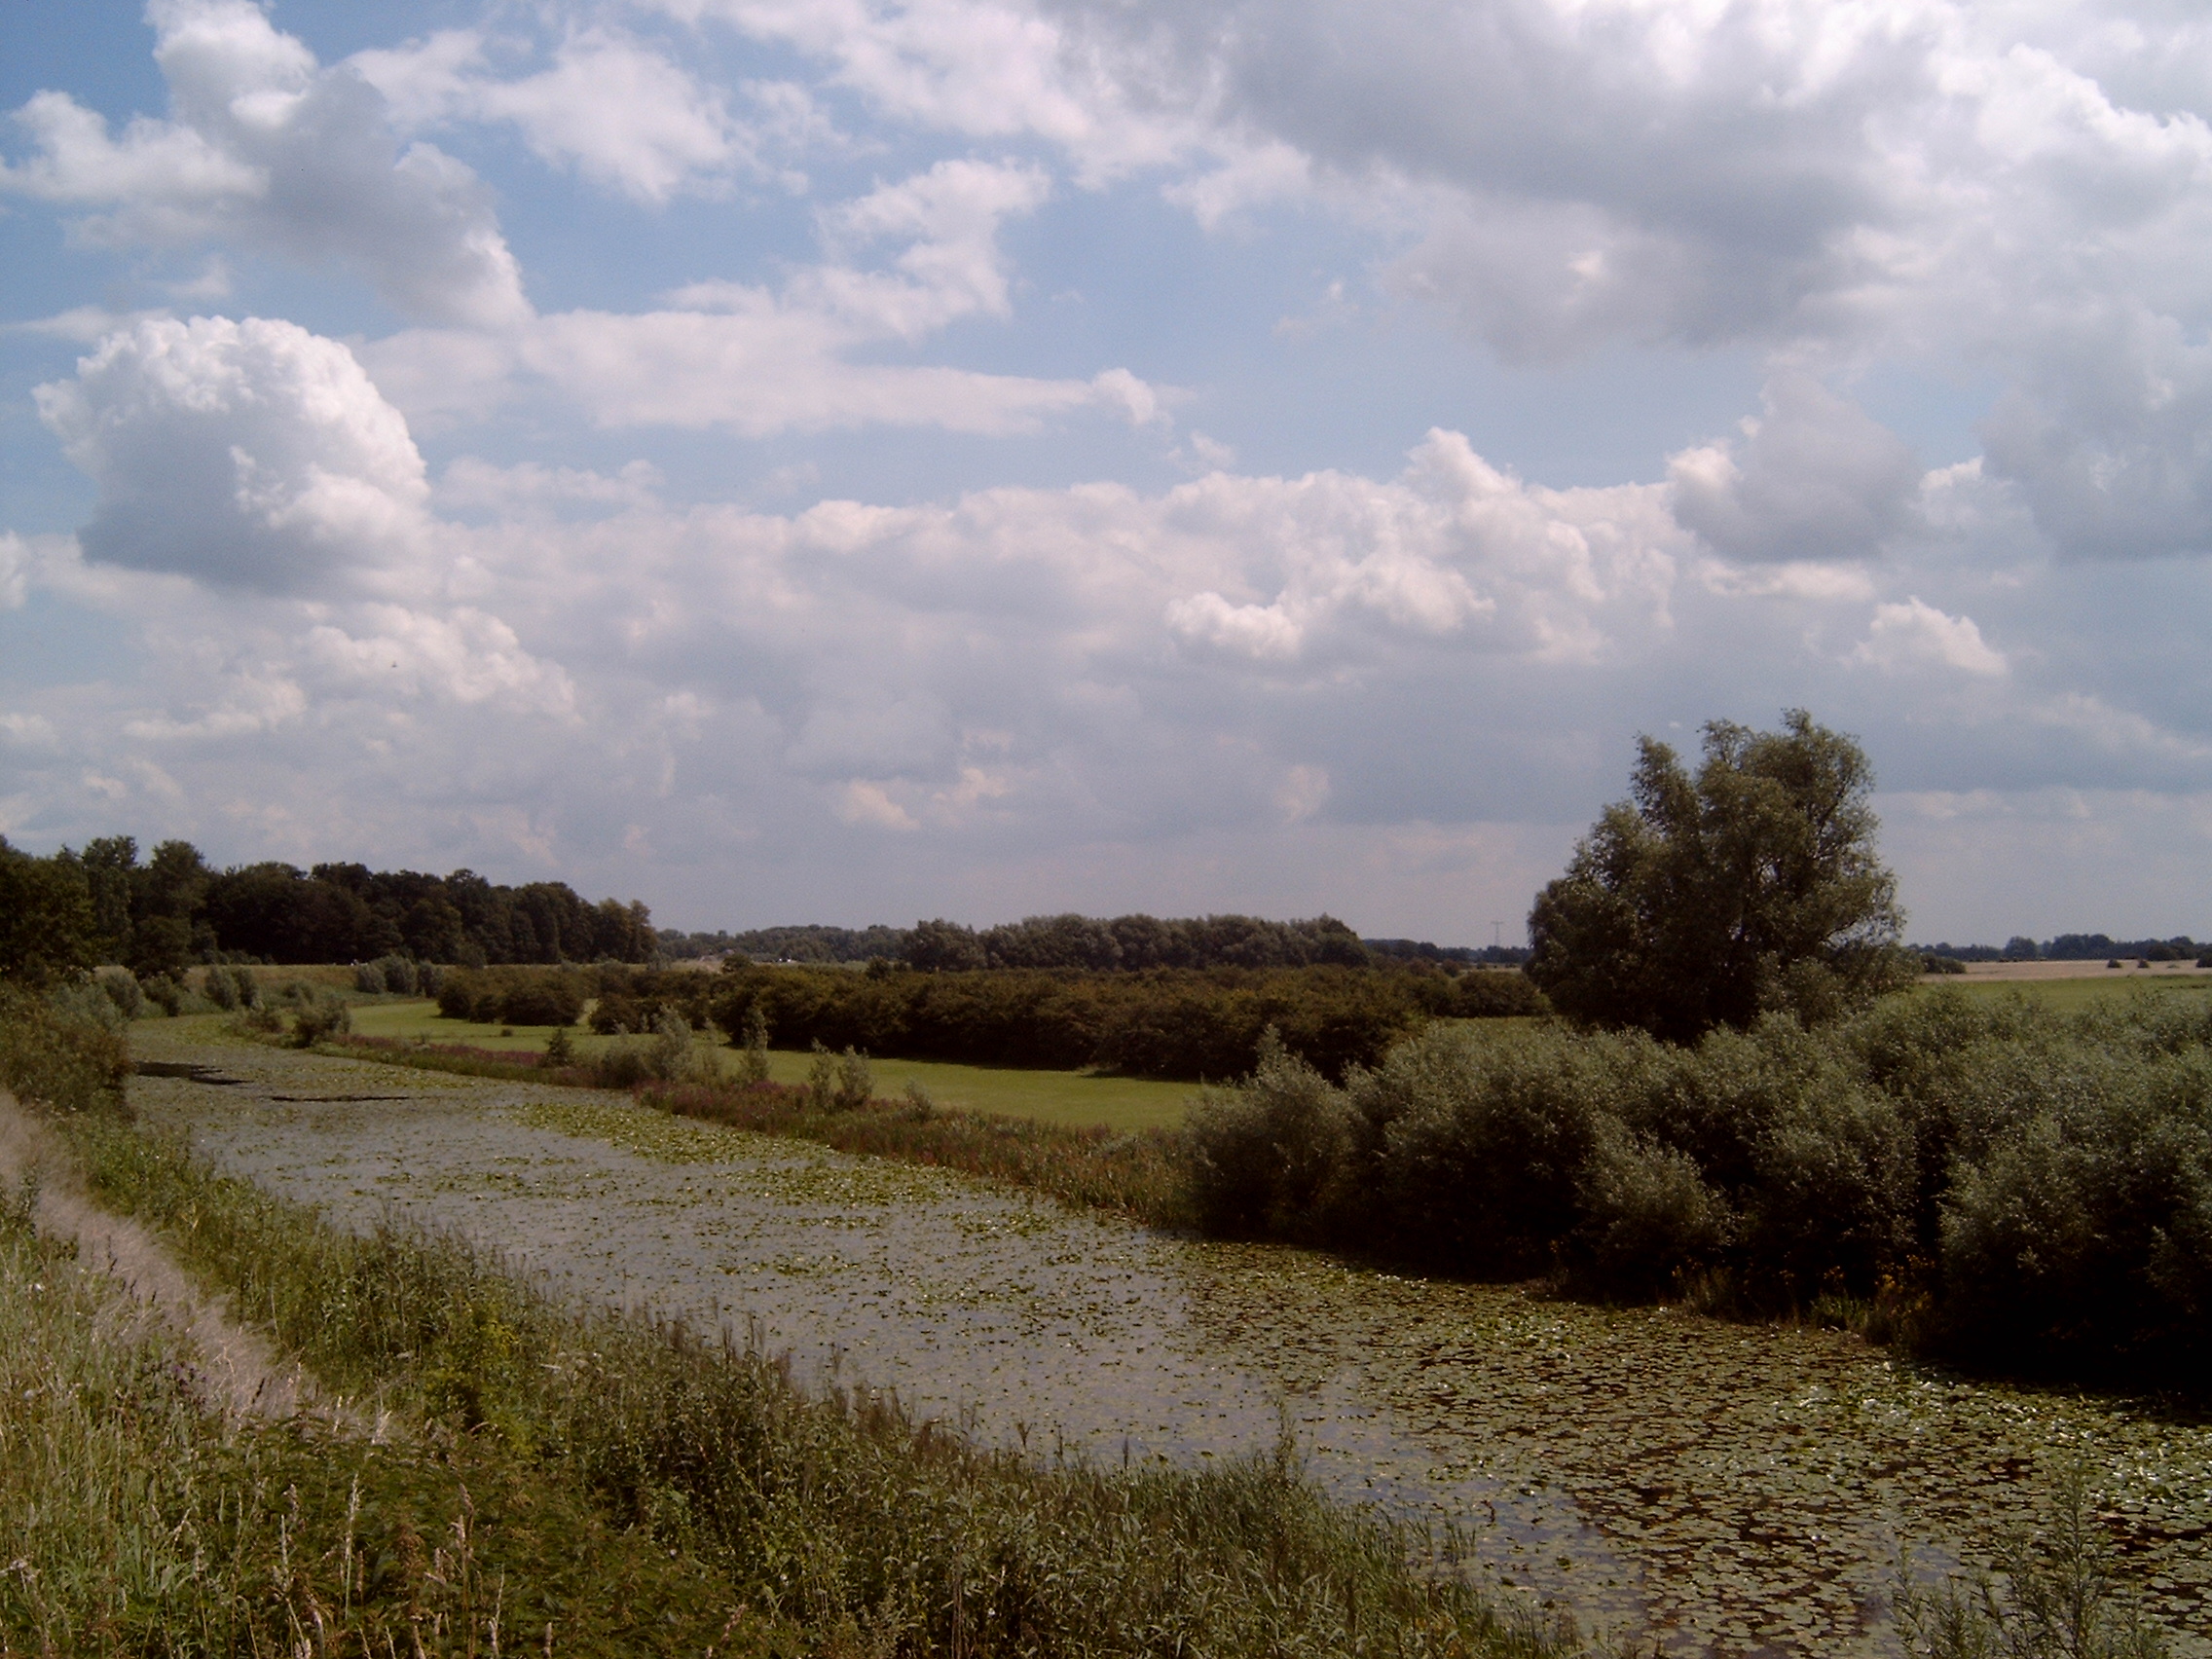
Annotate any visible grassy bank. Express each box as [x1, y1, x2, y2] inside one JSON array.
[[2, 981, 1560, 1656], [47, 1107, 1560, 1659]]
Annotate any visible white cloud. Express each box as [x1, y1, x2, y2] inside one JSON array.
[[302, 606, 576, 715], [35, 315, 430, 593], [0, 0, 527, 326], [351, 25, 751, 203], [1849, 597, 2008, 677], [364, 158, 1159, 436]]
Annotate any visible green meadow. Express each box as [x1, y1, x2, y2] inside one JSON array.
[[348, 997, 1199, 1131]]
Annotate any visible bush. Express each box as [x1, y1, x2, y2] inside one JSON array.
[[1178, 987, 2212, 1386], [803, 1041, 875, 1112], [1567, 1119, 1734, 1298], [288, 988, 352, 1047], [1183, 1030, 1357, 1240], [201, 962, 259, 1010], [0, 985, 131, 1114], [96, 967, 144, 1021], [1450, 969, 1549, 1017], [437, 965, 586, 1026], [139, 974, 183, 1016]]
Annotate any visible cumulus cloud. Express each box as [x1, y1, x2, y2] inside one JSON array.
[[0, 0, 526, 326], [1161, 431, 1682, 666], [1848, 597, 2008, 677], [1669, 375, 1925, 563], [35, 315, 430, 593]]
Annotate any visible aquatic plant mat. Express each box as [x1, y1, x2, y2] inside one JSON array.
[[123, 1019, 2212, 1658]]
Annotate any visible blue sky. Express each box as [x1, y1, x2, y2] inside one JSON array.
[[3, 0, 2210, 941]]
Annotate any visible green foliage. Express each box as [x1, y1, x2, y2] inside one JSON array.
[[1184, 990, 2212, 1384], [437, 964, 587, 1026], [907, 909, 1375, 970], [0, 1161, 773, 1654], [355, 951, 421, 994], [199, 960, 259, 1010], [737, 1004, 772, 1085], [803, 1039, 876, 1111], [0, 837, 97, 989], [1184, 1030, 1359, 1241], [288, 986, 353, 1047], [95, 966, 145, 1020], [1528, 710, 1914, 1042], [0, 985, 131, 1114], [58, 1117, 1562, 1659], [707, 962, 1476, 1083]]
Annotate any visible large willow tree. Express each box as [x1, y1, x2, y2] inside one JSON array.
[[1527, 711, 1913, 1041]]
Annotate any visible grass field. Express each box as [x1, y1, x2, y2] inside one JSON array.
[[1921, 972, 2212, 1014], [347, 999, 1199, 1131]]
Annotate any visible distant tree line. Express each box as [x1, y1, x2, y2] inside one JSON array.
[[903, 913, 1376, 972], [1914, 934, 2206, 963], [1365, 938, 1530, 966], [0, 833, 654, 981], [657, 923, 910, 964]]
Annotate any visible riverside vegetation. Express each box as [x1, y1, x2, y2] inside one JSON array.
[[1, 987, 1565, 1658], [373, 958, 2212, 1393], [8, 990, 2194, 1658]]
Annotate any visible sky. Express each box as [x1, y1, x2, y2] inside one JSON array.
[[2, 0, 2210, 943]]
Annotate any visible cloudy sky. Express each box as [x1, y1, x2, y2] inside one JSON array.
[[4, 0, 2210, 942]]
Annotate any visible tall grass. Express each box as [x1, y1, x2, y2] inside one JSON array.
[[0, 1171, 755, 1656], [58, 1113, 1562, 1659]]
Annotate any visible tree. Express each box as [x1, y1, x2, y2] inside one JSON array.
[[1526, 711, 1911, 1042], [0, 838, 97, 988]]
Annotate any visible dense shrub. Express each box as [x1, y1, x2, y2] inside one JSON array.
[[200, 962, 259, 1010], [0, 985, 131, 1114], [354, 953, 418, 995], [1184, 988, 2212, 1386], [95, 967, 144, 1021], [705, 963, 1513, 1082], [288, 987, 352, 1047], [436, 965, 586, 1026]]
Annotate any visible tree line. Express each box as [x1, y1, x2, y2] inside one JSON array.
[[700, 960, 1542, 1082], [660, 912, 1393, 971], [0, 834, 655, 984]]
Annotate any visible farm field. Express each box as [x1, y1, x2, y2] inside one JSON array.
[[347, 998, 1198, 1130], [1919, 968, 2212, 1013], [124, 1017, 2212, 1659]]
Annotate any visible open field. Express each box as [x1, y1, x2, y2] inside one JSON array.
[[1927, 958, 2212, 982], [1918, 967, 2212, 1013], [349, 997, 1201, 1129], [118, 1016, 2212, 1659]]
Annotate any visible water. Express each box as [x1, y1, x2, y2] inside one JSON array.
[[127, 1023, 2212, 1658]]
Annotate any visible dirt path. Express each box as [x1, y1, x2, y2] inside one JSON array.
[[0, 1088, 316, 1421]]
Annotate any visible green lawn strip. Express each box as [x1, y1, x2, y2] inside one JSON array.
[[349, 999, 1198, 1130], [53, 1108, 1568, 1659]]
